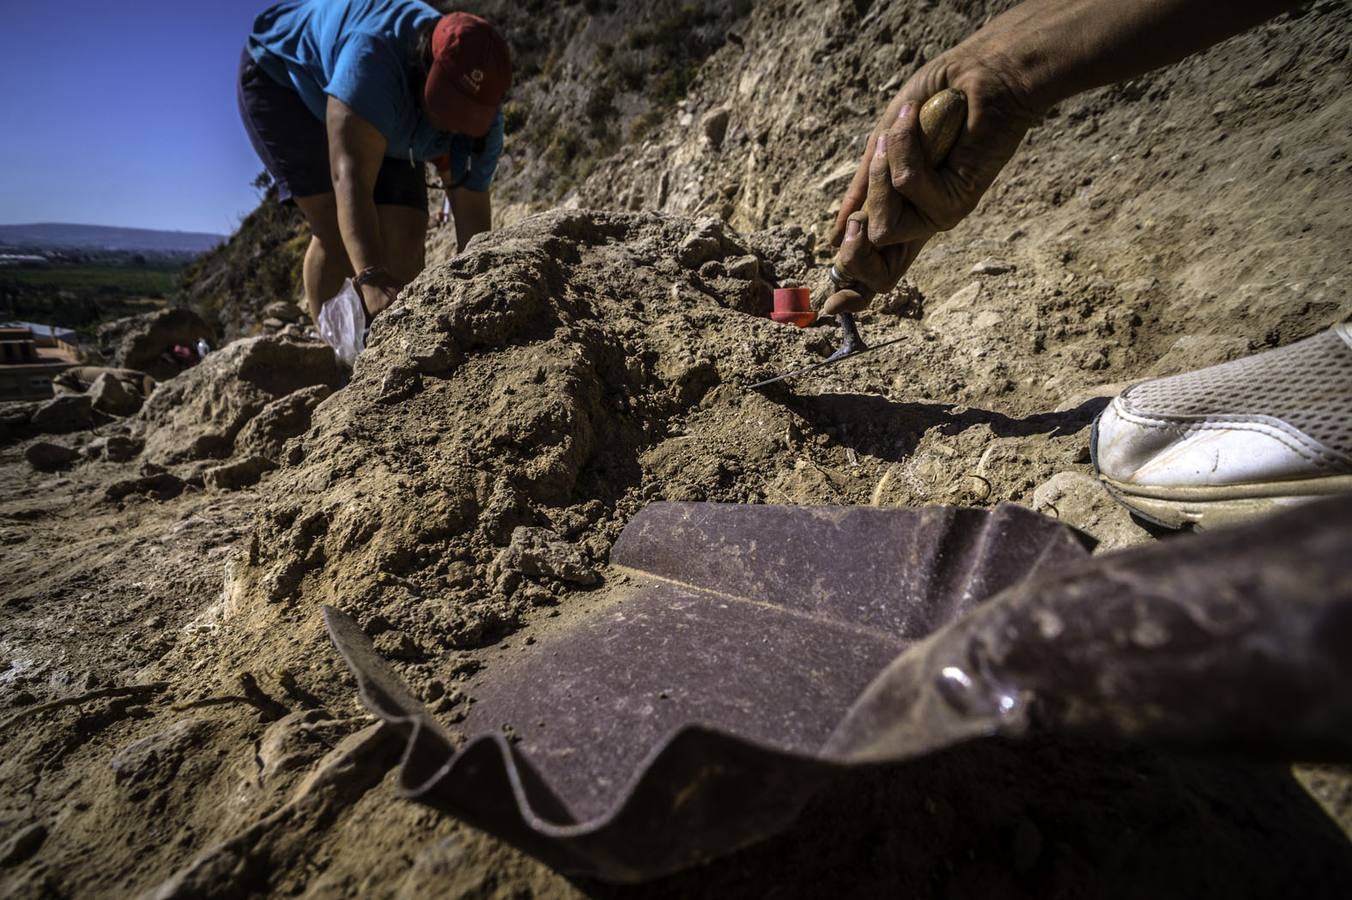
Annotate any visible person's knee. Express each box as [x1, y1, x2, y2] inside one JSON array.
[[295, 194, 343, 248], [307, 233, 352, 276], [385, 230, 426, 284]]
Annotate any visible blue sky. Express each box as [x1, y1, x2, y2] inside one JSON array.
[[0, 1, 269, 236]]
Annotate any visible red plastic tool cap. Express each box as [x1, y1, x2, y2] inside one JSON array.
[[771, 287, 815, 327]]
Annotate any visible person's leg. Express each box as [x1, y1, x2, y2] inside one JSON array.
[[293, 193, 351, 320], [372, 157, 430, 287], [238, 47, 341, 318], [376, 204, 429, 286]]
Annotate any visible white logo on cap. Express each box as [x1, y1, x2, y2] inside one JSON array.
[[461, 68, 486, 94]]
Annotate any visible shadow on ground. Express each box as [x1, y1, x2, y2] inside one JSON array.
[[773, 394, 1112, 464], [579, 736, 1352, 899]]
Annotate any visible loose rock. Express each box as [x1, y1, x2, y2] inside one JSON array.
[[24, 441, 80, 472], [234, 385, 333, 460], [89, 372, 142, 417], [701, 107, 730, 149], [31, 394, 95, 434], [1030, 471, 1149, 551], [104, 471, 186, 502], [971, 258, 1015, 276], [494, 526, 600, 587]]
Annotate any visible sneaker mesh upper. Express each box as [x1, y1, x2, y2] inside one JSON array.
[[1120, 324, 1352, 455]]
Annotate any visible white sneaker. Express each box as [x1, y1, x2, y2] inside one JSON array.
[[1091, 323, 1352, 529]]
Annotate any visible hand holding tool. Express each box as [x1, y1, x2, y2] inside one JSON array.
[[750, 89, 968, 390]]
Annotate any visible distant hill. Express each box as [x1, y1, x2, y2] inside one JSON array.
[[0, 223, 225, 255]]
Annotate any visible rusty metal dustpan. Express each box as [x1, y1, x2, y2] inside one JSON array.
[[323, 498, 1352, 883]]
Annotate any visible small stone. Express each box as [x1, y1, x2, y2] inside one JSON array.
[[971, 258, 1015, 276], [105, 435, 144, 463], [86, 434, 144, 462], [234, 385, 333, 460], [262, 317, 287, 331], [677, 220, 726, 268], [724, 255, 759, 280], [935, 282, 982, 315], [1030, 471, 1148, 551], [493, 527, 599, 587], [24, 441, 80, 472], [701, 107, 730, 149], [256, 710, 343, 782], [104, 471, 185, 502], [0, 823, 47, 868]]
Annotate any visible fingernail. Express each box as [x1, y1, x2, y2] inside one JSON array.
[[846, 219, 861, 241], [873, 133, 887, 159], [899, 102, 914, 121]]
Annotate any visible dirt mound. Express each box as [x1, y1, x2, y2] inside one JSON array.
[[233, 210, 819, 640]]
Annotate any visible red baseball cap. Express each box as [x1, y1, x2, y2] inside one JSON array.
[[424, 13, 511, 137]]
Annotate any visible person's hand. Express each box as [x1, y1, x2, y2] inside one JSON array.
[[832, 210, 931, 298], [434, 196, 450, 229], [830, 45, 1042, 295]]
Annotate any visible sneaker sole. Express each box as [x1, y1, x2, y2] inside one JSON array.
[[1090, 412, 1352, 530], [1096, 474, 1352, 530]]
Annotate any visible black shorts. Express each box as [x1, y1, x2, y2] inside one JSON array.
[[236, 48, 428, 211]]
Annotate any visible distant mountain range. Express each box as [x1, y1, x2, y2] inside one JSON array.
[[0, 223, 225, 255]]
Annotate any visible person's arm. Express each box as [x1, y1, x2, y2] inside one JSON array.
[[326, 95, 400, 316], [984, 0, 1303, 113], [447, 188, 492, 252], [830, 0, 1304, 299], [442, 108, 503, 252]]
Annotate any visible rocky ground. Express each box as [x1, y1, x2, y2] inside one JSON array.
[[3, 0, 1352, 897]]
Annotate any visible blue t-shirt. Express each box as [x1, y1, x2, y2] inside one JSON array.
[[248, 0, 503, 192]]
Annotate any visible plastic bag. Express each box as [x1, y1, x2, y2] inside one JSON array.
[[317, 279, 367, 367]]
